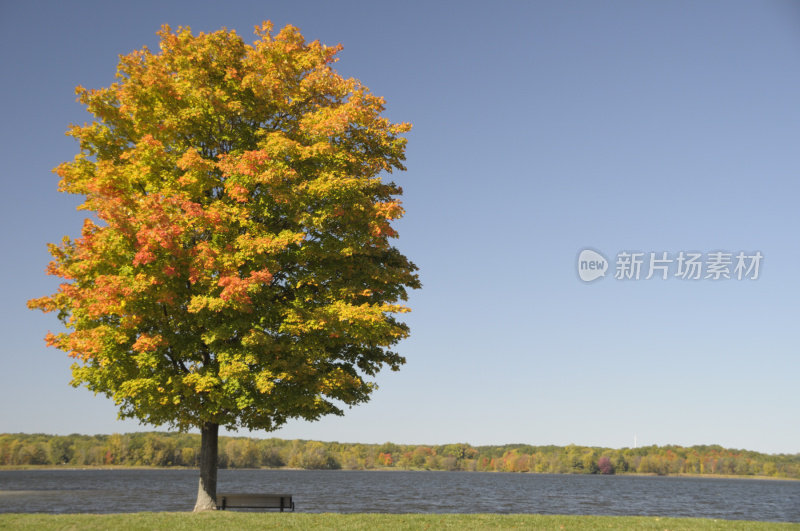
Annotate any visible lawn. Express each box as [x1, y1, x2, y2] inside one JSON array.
[[0, 513, 797, 530]]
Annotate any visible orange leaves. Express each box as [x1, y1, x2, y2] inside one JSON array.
[[373, 200, 404, 220], [133, 248, 156, 266], [370, 221, 398, 239], [188, 241, 217, 283], [227, 184, 249, 202], [84, 275, 134, 317], [27, 296, 57, 313], [176, 149, 207, 171], [138, 134, 162, 148], [217, 149, 271, 178], [131, 194, 220, 266], [187, 266, 273, 313], [218, 268, 273, 305], [217, 275, 250, 302], [132, 333, 165, 353], [62, 328, 108, 361], [364, 201, 405, 241], [44, 332, 60, 348], [224, 66, 240, 81], [249, 269, 273, 284]]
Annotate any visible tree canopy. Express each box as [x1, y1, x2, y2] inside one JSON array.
[[28, 21, 418, 509]]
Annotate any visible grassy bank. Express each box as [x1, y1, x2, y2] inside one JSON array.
[[0, 513, 797, 530]]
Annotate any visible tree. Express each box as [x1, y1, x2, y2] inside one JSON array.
[[28, 21, 418, 511], [597, 455, 614, 475]]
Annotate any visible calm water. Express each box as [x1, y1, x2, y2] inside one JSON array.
[[0, 469, 797, 522]]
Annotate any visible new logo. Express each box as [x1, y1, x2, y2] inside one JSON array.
[[578, 249, 608, 282]]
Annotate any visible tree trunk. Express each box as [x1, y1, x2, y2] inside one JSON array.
[[193, 421, 219, 512]]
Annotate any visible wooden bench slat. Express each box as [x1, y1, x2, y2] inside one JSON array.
[[217, 493, 294, 512]]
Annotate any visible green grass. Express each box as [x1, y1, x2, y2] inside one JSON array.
[[0, 513, 797, 530]]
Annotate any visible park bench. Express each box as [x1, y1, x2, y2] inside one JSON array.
[[217, 493, 295, 512]]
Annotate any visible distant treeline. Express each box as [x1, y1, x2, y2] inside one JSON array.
[[1, 433, 798, 479]]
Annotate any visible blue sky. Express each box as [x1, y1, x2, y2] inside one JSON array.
[[1, 1, 798, 454]]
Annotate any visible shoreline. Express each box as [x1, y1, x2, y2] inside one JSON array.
[[1, 464, 796, 481]]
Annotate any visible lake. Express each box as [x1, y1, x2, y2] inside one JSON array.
[[0, 469, 797, 522]]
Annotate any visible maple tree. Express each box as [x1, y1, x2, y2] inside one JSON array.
[[28, 22, 418, 511]]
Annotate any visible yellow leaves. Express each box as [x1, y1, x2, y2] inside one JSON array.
[[280, 308, 323, 335], [254, 21, 274, 40], [329, 301, 384, 325], [319, 368, 363, 396], [187, 295, 225, 313], [241, 328, 271, 348], [255, 371, 276, 394], [280, 300, 408, 345], [300, 104, 352, 138], [118, 378, 156, 399], [55, 152, 96, 197], [134, 351, 159, 370], [218, 353, 249, 381], [183, 372, 219, 393], [225, 66, 240, 81], [260, 132, 303, 159], [235, 230, 304, 257], [373, 200, 405, 220], [176, 149, 209, 171]]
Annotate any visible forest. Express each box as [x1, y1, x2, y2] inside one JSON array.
[[1, 433, 797, 479]]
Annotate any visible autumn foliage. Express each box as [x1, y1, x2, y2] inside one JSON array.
[[29, 22, 418, 440]]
